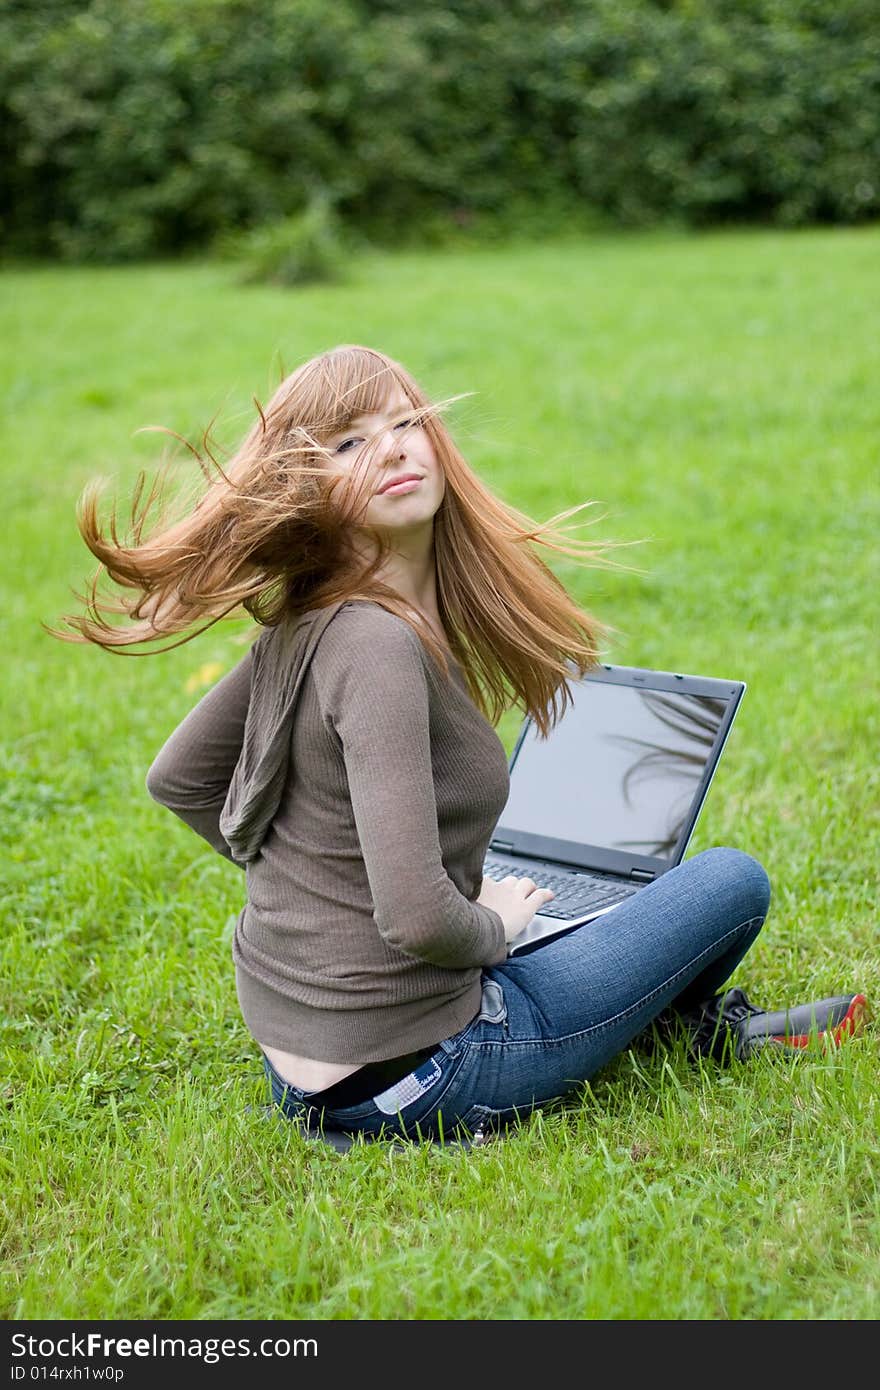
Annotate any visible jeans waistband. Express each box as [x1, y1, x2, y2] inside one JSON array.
[[302, 1044, 440, 1109]]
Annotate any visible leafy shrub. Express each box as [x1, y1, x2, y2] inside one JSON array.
[[217, 198, 353, 287]]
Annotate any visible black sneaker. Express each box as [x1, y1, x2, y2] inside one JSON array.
[[675, 987, 869, 1062]]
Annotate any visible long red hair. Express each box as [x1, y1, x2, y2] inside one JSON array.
[[51, 344, 614, 736]]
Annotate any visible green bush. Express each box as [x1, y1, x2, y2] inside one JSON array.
[[216, 198, 353, 287], [1, 0, 878, 262]]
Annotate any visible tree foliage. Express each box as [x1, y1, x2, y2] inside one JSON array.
[[2, 0, 878, 260]]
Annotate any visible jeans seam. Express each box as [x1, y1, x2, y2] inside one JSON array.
[[482, 913, 767, 1051]]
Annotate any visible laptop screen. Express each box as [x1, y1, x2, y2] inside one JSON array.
[[500, 678, 734, 862]]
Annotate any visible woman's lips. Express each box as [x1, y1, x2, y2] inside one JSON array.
[[379, 477, 422, 496]]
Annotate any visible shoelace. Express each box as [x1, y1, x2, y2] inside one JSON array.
[[687, 988, 764, 1056], [703, 987, 762, 1025]]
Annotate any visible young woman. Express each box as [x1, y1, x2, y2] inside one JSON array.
[[56, 344, 868, 1145]]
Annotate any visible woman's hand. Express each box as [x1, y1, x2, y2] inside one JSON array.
[[475, 874, 555, 943]]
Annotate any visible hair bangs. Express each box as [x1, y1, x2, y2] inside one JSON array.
[[295, 347, 425, 445]]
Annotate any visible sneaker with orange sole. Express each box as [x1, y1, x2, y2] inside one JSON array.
[[679, 988, 870, 1062]]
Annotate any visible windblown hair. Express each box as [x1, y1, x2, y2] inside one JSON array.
[[51, 344, 615, 736]]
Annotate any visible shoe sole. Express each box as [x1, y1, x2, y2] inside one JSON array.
[[766, 993, 870, 1050]]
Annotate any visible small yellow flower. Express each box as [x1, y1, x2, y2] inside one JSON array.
[[185, 661, 224, 693]]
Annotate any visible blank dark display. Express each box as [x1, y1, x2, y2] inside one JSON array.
[[501, 683, 729, 860]]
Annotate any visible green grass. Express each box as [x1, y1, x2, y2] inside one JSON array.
[[1, 226, 878, 1320]]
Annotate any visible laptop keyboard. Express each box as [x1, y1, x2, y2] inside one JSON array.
[[482, 854, 640, 920]]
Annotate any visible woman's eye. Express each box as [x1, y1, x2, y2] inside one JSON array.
[[334, 418, 414, 454]]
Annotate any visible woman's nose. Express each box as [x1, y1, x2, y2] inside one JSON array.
[[377, 428, 405, 461]]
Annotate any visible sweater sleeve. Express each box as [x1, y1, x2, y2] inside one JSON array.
[[311, 612, 507, 969], [145, 649, 252, 865]]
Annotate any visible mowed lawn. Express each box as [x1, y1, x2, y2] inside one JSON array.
[[1, 226, 878, 1320]]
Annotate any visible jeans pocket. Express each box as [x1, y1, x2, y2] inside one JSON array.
[[456, 1102, 510, 1143]]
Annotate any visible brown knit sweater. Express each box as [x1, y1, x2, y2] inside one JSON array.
[[146, 599, 510, 1063]]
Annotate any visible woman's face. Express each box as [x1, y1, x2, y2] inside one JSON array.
[[324, 390, 445, 540]]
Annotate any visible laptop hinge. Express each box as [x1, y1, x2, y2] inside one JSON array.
[[489, 840, 515, 854], [630, 868, 655, 882]]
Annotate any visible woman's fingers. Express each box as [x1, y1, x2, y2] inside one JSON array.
[[503, 874, 534, 893], [503, 874, 553, 899]]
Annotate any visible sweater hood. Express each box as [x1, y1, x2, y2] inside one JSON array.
[[219, 600, 346, 863]]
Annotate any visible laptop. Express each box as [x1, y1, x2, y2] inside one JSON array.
[[483, 663, 746, 956]]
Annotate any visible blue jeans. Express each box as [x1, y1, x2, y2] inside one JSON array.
[[263, 846, 771, 1142]]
